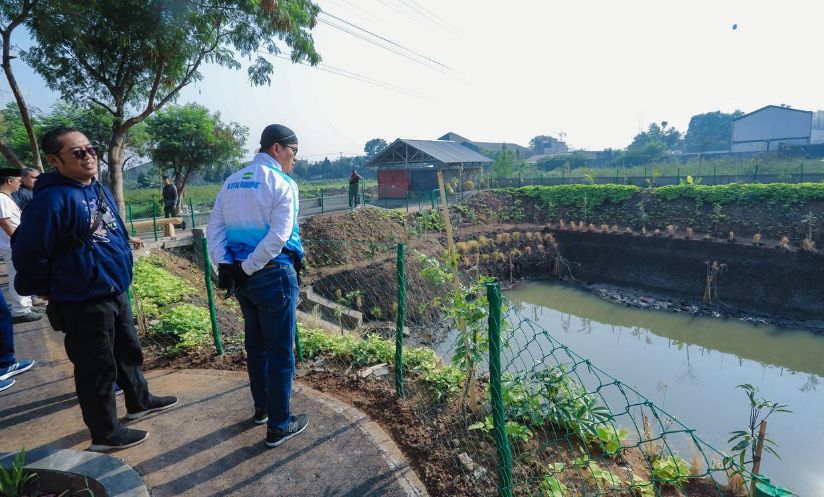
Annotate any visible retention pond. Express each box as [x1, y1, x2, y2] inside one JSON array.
[[497, 281, 822, 496]]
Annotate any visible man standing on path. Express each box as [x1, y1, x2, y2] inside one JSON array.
[[12, 127, 177, 451], [207, 123, 308, 448], [348, 169, 362, 208], [11, 168, 39, 210], [0, 289, 35, 393], [0, 168, 43, 323], [161, 176, 178, 218]]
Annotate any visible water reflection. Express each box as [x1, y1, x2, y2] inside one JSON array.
[[502, 281, 824, 497]]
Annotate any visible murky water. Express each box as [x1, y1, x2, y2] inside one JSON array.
[[497, 281, 823, 497]]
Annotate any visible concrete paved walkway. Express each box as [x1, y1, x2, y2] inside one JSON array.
[[0, 303, 428, 497]]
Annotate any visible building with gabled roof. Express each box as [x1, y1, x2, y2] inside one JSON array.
[[437, 131, 534, 159], [366, 138, 492, 198], [731, 105, 815, 152]]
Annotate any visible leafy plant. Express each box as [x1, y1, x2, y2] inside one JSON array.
[[152, 304, 211, 353], [0, 448, 37, 497], [468, 415, 532, 443], [727, 384, 791, 475], [592, 424, 629, 456], [133, 257, 196, 315], [539, 474, 568, 497], [651, 455, 690, 488]]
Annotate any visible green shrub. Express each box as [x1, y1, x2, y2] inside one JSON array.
[[133, 257, 196, 315], [152, 304, 211, 353]]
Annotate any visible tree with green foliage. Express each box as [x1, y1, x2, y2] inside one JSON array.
[[364, 138, 388, 159], [1, 0, 41, 170], [683, 110, 744, 154], [40, 102, 149, 172], [23, 0, 320, 211], [146, 103, 247, 208], [0, 101, 40, 167], [491, 145, 518, 178]]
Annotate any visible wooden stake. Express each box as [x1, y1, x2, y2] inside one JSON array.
[[436, 172, 456, 265], [751, 420, 768, 497]]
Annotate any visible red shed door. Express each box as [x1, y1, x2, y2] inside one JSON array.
[[378, 169, 409, 199]]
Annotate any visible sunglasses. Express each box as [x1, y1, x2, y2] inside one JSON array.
[[61, 146, 98, 159]]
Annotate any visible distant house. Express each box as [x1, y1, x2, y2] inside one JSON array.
[[438, 132, 534, 159], [365, 138, 492, 199], [731, 105, 815, 152]]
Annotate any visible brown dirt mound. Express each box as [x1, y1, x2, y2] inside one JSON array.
[[301, 207, 411, 267]]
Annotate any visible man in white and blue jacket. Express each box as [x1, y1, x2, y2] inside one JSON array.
[[207, 124, 308, 448], [12, 127, 177, 452]]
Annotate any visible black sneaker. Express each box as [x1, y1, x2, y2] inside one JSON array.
[[125, 395, 178, 420], [253, 408, 268, 425], [265, 414, 309, 448], [12, 311, 43, 324], [88, 428, 148, 452]]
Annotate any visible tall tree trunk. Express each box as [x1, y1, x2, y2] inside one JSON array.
[[108, 127, 127, 216], [2, 26, 42, 171], [0, 137, 26, 169]]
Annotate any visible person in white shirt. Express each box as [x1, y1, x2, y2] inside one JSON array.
[[207, 124, 307, 448], [0, 168, 42, 323]]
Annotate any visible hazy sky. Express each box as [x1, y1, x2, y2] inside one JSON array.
[[3, 0, 823, 162]]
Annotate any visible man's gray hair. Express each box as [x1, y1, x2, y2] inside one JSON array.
[[21, 167, 38, 177]]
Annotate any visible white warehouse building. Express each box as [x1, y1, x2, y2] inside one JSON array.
[[731, 105, 824, 153]]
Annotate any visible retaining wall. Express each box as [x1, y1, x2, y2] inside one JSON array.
[[552, 230, 824, 320]]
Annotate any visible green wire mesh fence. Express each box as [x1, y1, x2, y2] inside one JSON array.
[[128, 223, 789, 497]]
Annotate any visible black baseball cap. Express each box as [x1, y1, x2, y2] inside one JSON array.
[[260, 124, 298, 150], [0, 168, 22, 177]]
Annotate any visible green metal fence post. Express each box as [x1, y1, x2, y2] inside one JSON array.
[[189, 197, 196, 229], [430, 190, 435, 209], [800, 162, 804, 183], [395, 243, 406, 398], [128, 204, 136, 236], [200, 238, 223, 356], [295, 324, 303, 363], [320, 189, 325, 213], [361, 181, 366, 206], [753, 163, 759, 183], [151, 200, 158, 241], [677, 167, 680, 184], [487, 281, 512, 497], [713, 164, 717, 185], [405, 192, 409, 213]]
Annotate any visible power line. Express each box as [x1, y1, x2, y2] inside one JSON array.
[[318, 12, 452, 74], [393, 0, 448, 30], [259, 50, 426, 98], [320, 12, 451, 71]]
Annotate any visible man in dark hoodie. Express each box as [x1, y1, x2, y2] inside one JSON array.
[[12, 127, 177, 452]]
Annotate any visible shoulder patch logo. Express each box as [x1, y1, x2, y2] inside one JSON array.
[[242, 172, 254, 179]]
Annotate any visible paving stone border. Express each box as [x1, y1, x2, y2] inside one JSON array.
[[0, 447, 149, 497]]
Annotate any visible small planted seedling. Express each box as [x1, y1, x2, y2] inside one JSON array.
[[686, 227, 694, 239], [559, 218, 566, 230], [779, 235, 791, 250], [653, 228, 661, 237], [666, 224, 677, 238], [728, 231, 736, 243], [753, 233, 762, 246]]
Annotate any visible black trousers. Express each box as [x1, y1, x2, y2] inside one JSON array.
[[163, 204, 175, 218], [58, 292, 151, 442]]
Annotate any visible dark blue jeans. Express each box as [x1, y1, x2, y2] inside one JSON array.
[[0, 290, 14, 369], [235, 264, 299, 431]]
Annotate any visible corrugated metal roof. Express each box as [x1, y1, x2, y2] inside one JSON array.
[[397, 139, 492, 163]]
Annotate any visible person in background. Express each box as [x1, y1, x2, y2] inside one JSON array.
[[162, 176, 178, 218], [0, 168, 43, 323], [12, 127, 177, 451], [207, 123, 307, 448], [0, 289, 35, 393], [348, 169, 362, 208], [11, 167, 39, 210]]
